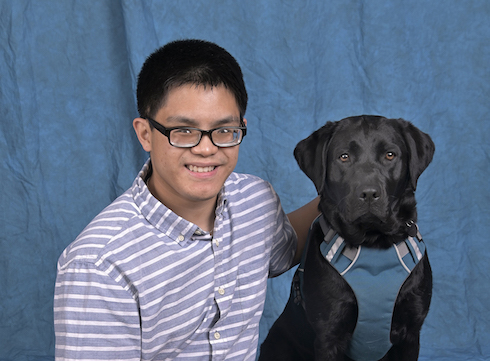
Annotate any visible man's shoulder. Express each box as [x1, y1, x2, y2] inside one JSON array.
[[57, 190, 140, 269], [224, 172, 279, 211], [226, 172, 272, 192]]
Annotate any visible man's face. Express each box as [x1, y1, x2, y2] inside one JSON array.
[[135, 84, 244, 211]]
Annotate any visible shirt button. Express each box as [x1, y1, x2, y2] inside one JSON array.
[[214, 239, 219, 247], [214, 331, 221, 340], [218, 287, 225, 295], [177, 235, 184, 242]]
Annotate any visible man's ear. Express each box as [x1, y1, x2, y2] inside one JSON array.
[[242, 118, 247, 126], [133, 117, 152, 153]]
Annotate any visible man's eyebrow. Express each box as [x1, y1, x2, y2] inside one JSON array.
[[165, 116, 241, 127]]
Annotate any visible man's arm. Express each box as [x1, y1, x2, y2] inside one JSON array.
[[287, 196, 321, 265], [54, 262, 141, 360]]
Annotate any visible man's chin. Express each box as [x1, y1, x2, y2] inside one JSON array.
[[186, 187, 222, 204]]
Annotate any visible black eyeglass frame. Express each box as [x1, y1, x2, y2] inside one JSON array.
[[145, 117, 247, 148]]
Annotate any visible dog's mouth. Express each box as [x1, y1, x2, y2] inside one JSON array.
[[338, 193, 391, 224], [340, 212, 402, 247], [322, 191, 410, 247], [346, 210, 389, 225]]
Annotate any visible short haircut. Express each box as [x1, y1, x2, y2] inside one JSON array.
[[137, 39, 248, 120]]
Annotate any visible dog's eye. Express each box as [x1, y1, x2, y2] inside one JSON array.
[[385, 152, 396, 160], [340, 153, 350, 162]]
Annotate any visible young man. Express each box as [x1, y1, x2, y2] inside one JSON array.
[[54, 39, 319, 360]]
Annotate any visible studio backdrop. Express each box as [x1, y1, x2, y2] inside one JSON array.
[[1, 1, 489, 360]]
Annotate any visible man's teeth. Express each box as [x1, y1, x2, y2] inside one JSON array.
[[188, 165, 216, 173]]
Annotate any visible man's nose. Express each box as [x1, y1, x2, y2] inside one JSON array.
[[191, 133, 218, 155]]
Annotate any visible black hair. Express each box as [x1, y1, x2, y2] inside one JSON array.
[[137, 39, 248, 119]]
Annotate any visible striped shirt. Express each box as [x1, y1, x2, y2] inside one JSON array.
[[54, 160, 297, 361]]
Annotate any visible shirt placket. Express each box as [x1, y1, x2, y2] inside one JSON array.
[[209, 204, 230, 360]]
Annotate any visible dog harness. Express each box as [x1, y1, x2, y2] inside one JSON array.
[[295, 216, 426, 361]]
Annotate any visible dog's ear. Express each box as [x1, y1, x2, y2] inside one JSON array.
[[294, 121, 338, 193], [400, 120, 435, 190]]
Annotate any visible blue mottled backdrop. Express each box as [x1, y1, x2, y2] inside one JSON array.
[[1, 1, 489, 360]]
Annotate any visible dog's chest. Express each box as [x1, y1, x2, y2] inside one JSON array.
[[319, 227, 425, 361]]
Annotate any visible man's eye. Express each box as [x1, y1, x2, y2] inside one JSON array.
[[175, 129, 193, 134]]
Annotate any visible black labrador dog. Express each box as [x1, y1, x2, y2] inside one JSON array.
[[259, 115, 435, 361]]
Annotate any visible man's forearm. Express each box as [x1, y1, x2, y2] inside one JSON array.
[[287, 196, 320, 265]]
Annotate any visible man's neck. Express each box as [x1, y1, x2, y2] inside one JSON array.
[[146, 176, 217, 233], [173, 201, 216, 233]]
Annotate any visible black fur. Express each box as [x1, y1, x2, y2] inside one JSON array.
[[259, 115, 434, 361]]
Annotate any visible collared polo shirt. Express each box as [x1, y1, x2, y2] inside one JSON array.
[[54, 159, 297, 360]]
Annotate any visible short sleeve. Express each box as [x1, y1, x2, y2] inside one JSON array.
[[54, 260, 141, 360], [267, 185, 298, 277]]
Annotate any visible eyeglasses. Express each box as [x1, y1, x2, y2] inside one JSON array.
[[146, 117, 247, 148]]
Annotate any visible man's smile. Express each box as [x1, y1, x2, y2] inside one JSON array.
[[186, 164, 218, 173]]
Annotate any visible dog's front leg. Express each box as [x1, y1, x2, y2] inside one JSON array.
[[388, 253, 432, 361], [305, 274, 357, 361], [302, 226, 357, 360]]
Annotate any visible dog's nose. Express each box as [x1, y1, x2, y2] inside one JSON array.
[[360, 188, 380, 202]]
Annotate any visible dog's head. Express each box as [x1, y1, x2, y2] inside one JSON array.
[[294, 115, 435, 247]]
